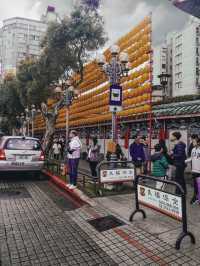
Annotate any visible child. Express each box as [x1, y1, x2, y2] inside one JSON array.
[[151, 144, 169, 190], [185, 138, 200, 204]]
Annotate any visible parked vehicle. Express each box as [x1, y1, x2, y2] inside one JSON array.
[[0, 136, 45, 176]]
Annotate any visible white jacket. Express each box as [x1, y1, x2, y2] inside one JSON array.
[[185, 147, 200, 174], [67, 136, 82, 159]]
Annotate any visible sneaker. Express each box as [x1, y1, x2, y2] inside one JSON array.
[[191, 199, 199, 205], [190, 197, 197, 204]]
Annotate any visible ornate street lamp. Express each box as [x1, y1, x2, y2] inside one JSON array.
[[97, 44, 130, 160], [158, 72, 171, 101], [54, 80, 78, 142], [25, 105, 39, 137]]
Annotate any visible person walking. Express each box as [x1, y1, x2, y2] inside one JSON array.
[[185, 138, 200, 204], [151, 144, 169, 190], [52, 140, 62, 160], [188, 134, 199, 157], [67, 130, 82, 189], [130, 135, 145, 175], [142, 136, 150, 174], [88, 137, 100, 178], [170, 131, 187, 195]]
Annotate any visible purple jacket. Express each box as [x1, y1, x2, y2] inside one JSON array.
[[129, 142, 145, 162]]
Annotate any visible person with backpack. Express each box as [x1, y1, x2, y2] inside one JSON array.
[[151, 144, 169, 190], [88, 137, 100, 178], [185, 138, 200, 204]]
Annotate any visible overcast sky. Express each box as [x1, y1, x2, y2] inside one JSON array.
[[0, 0, 191, 46]]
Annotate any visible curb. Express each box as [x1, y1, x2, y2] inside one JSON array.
[[42, 169, 96, 207]]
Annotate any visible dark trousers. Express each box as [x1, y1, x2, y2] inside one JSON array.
[[192, 173, 199, 200], [54, 154, 59, 160], [89, 161, 98, 177], [175, 165, 186, 195], [68, 158, 79, 185]]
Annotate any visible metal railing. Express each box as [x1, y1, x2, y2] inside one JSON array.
[[129, 174, 196, 250]]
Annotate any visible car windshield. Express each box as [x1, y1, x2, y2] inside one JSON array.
[[5, 138, 41, 151]]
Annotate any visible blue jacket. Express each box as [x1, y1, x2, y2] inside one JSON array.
[[172, 141, 186, 166], [130, 142, 145, 162]]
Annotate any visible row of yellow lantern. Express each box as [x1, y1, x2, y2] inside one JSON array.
[[74, 83, 109, 104], [128, 43, 150, 63], [119, 26, 151, 52], [118, 16, 151, 46], [69, 106, 109, 121], [78, 49, 150, 96], [123, 93, 151, 107], [103, 29, 150, 63], [118, 24, 151, 50], [68, 75, 151, 115], [65, 86, 151, 120], [128, 65, 151, 81], [70, 94, 108, 114], [79, 34, 150, 91], [70, 88, 108, 111], [35, 99, 152, 130], [67, 93, 151, 121], [77, 26, 151, 92], [131, 54, 149, 69], [68, 103, 151, 127], [71, 91, 151, 120], [69, 77, 150, 115], [71, 65, 150, 110], [128, 40, 150, 60]]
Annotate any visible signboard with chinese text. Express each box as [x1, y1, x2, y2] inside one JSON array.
[[109, 84, 122, 112], [138, 185, 182, 221], [100, 168, 135, 183]]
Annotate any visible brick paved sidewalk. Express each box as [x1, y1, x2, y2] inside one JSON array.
[[0, 180, 199, 266]]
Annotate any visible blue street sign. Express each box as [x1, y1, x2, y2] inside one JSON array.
[[109, 84, 122, 107]]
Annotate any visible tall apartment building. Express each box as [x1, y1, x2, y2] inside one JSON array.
[[153, 18, 200, 97], [0, 6, 58, 79], [153, 45, 167, 87], [172, 19, 200, 96], [0, 17, 47, 78]]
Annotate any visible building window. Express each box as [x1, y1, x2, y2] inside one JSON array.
[[175, 72, 182, 81], [175, 82, 182, 89], [175, 63, 182, 72], [175, 44, 182, 54]]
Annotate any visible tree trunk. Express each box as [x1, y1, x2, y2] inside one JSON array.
[[42, 115, 57, 155], [41, 99, 63, 155]]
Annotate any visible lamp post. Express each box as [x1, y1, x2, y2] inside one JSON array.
[[158, 72, 171, 101], [54, 81, 78, 142], [18, 113, 25, 135], [97, 45, 130, 160], [25, 105, 37, 137]]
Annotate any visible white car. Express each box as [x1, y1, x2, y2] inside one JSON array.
[[0, 136, 44, 176]]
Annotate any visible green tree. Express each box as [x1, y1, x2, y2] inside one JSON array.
[[16, 1, 107, 153], [0, 77, 23, 134]]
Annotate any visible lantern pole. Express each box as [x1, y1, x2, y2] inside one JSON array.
[[97, 47, 130, 161], [148, 13, 153, 171]]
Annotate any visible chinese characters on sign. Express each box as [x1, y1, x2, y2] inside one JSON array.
[[138, 185, 182, 221], [100, 169, 135, 183], [109, 84, 122, 112]]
